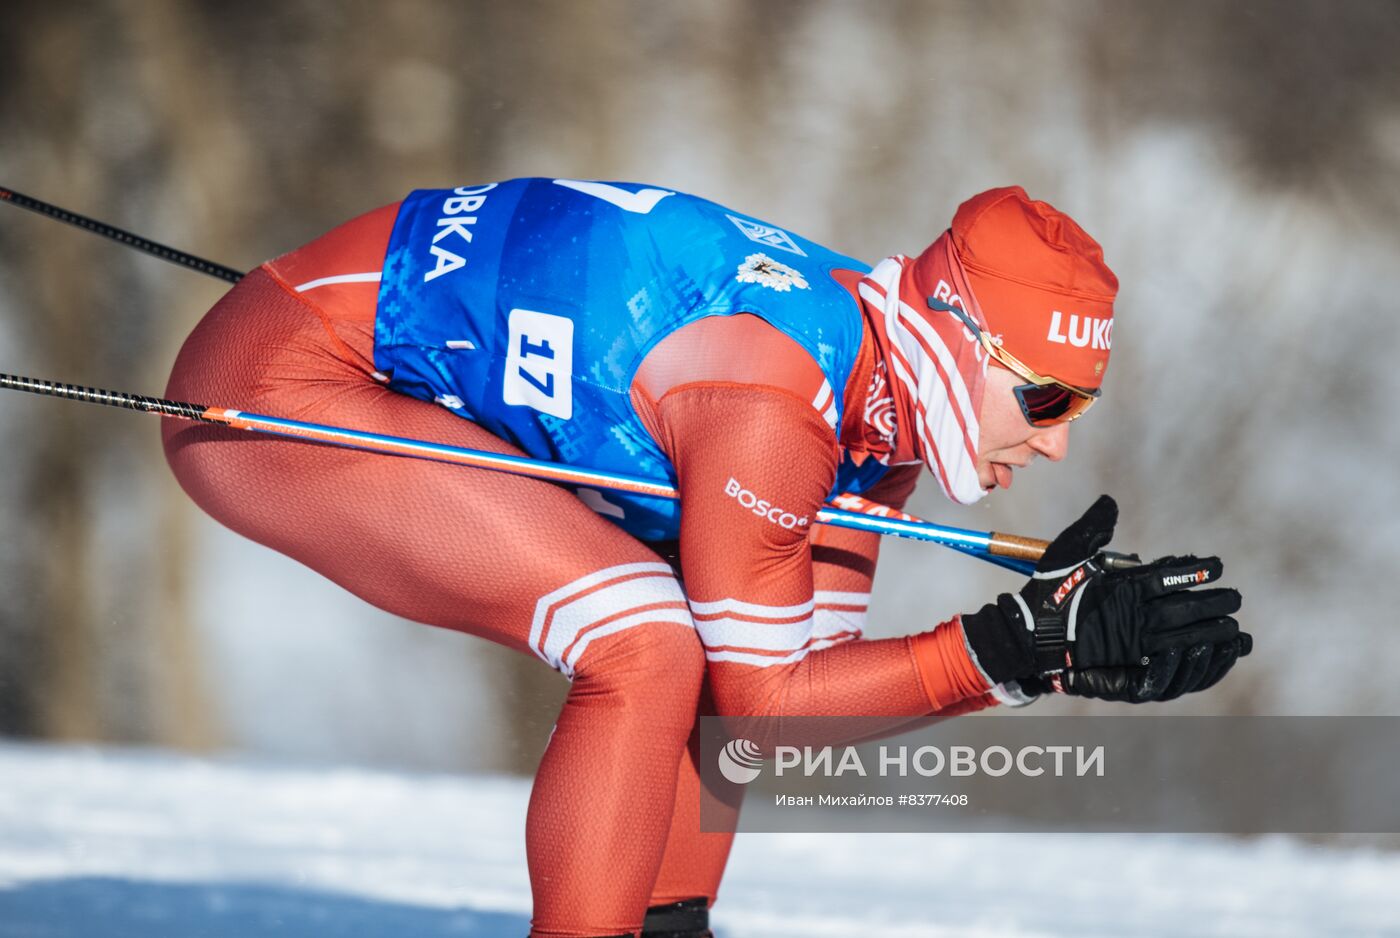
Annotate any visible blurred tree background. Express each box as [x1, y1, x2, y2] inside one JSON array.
[[1, 0, 1398, 778]]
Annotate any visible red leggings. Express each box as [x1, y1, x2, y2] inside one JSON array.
[[162, 261, 735, 936]]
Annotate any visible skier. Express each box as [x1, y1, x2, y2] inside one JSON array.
[[161, 179, 1249, 938]]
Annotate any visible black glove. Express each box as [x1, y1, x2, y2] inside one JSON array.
[[961, 495, 1244, 685], [1023, 632, 1253, 703]]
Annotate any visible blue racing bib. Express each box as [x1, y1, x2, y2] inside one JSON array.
[[374, 177, 888, 540]]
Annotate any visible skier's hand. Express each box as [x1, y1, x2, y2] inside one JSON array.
[[957, 495, 1244, 686], [1021, 632, 1253, 703]]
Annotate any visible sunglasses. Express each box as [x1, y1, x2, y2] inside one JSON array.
[[926, 296, 1100, 427]]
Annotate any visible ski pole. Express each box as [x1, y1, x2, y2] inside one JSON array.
[[0, 186, 245, 284], [0, 371, 1065, 574]]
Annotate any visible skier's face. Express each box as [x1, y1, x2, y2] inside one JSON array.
[[975, 361, 1072, 493]]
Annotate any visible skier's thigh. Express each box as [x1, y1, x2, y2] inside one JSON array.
[[166, 387, 677, 657]]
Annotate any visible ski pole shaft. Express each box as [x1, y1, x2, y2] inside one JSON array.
[[0, 186, 245, 284], [0, 371, 1058, 574]]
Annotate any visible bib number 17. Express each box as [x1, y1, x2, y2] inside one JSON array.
[[504, 308, 574, 419]]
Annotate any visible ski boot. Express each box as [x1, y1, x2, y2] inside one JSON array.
[[528, 897, 711, 938], [642, 897, 711, 937]]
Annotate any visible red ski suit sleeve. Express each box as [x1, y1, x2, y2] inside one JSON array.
[[633, 315, 1004, 722]]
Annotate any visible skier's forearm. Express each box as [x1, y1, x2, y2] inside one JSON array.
[[907, 617, 998, 711], [705, 624, 995, 725]]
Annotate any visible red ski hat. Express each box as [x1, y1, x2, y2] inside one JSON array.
[[914, 186, 1118, 390]]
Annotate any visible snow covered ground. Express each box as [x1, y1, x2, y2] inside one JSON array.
[[1, 743, 1397, 937]]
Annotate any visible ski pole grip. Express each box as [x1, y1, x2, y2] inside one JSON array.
[[988, 532, 1145, 573], [987, 531, 1050, 563]]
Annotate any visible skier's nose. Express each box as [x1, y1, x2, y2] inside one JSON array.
[[1029, 422, 1070, 462]]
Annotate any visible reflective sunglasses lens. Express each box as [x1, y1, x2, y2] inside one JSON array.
[[1015, 383, 1092, 426]]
